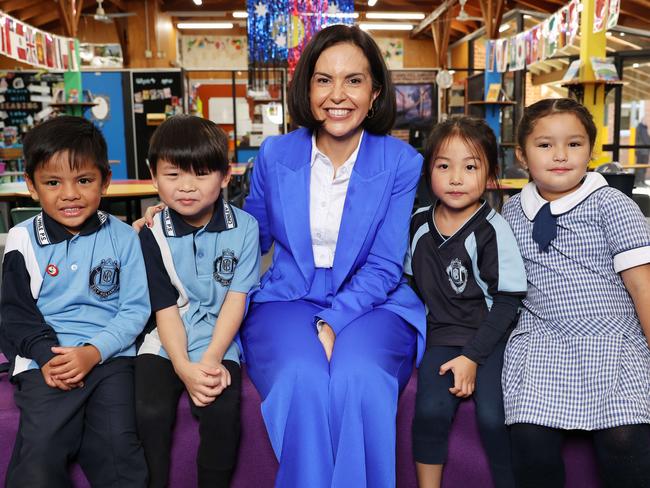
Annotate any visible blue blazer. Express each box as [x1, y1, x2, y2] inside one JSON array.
[[244, 128, 426, 363]]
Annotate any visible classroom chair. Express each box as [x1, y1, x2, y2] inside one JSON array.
[[9, 207, 41, 226]]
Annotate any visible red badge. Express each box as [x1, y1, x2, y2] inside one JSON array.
[[46, 264, 58, 276]]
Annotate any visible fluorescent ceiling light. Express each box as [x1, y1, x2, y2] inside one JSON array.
[[233, 11, 248, 18], [176, 22, 234, 29], [499, 23, 510, 33], [359, 23, 414, 31], [366, 12, 425, 20], [192, 0, 202, 5], [368, 0, 378, 6]]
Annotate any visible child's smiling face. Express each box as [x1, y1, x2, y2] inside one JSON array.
[[517, 112, 592, 201], [26, 151, 110, 234], [152, 160, 231, 228]]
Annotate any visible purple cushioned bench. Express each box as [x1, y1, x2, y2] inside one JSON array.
[[0, 354, 602, 487]]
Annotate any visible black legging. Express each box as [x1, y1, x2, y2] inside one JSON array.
[[510, 423, 650, 488]]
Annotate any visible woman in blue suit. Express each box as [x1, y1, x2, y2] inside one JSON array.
[[242, 25, 425, 488]]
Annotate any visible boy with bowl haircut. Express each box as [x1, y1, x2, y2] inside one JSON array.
[[0, 116, 150, 487], [135, 115, 260, 488]]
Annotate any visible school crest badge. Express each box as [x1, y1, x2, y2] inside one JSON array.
[[213, 249, 238, 286], [89, 258, 120, 298], [446, 258, 468, 294]]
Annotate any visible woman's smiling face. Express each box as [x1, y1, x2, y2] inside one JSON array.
[[309, 42, 379, 145]]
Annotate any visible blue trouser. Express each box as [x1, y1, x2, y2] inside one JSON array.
[[412, 344, 515, 488], [241, 270, 417, 488]]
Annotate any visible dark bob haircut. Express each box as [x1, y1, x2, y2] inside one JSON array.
[[23, 115, 109, 181], [423, 116, 500, 201], [288, 24, 396, 135], [517, 98, 597, 155], [147, 114, 229, 176]]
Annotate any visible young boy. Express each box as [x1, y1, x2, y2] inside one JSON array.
[[0, 116, 150, 487], [135, 115, 260, 488]]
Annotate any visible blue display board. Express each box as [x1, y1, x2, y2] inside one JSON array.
[[82, 71, 129, 179]]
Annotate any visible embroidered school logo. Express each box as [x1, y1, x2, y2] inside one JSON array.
[[213, 249, 238, 286], [46, 264, 58, 276], [89, 258, 120, 298], [446, 258, 468, 294]]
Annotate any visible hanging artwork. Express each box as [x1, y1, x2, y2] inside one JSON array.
[[0, 12, 78, 71], [607, 0, 620, 29], [246, 0, 354, 92], [593, 0, 608, 33], [513, 33, 526, 71], [495, 38, 508, 73], [286, 0, 355, 74], [567, 0, 580, 45]]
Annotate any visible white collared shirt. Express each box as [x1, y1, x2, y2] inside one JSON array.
[[309, 131, 364, 268]]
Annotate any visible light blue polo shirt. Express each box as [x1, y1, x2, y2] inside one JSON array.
[[137, 195, 260, 364], [1, 211, 151, 377]]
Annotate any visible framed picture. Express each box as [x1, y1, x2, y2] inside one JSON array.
[[394, 83, 434, 130]]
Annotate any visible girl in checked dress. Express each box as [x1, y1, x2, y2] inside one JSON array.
[[501, 98, 650, 488]]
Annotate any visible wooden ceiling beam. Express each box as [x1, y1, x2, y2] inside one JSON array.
[[0, 0, 38, 15], [30, 10, 60, 29], [412, 0, 457, 37], [431, 5, 453, 68], [56, 0, 85, 38], [108, 0, 128, 12], [113, 16, 131, 66], [14, 2, 52, 22]]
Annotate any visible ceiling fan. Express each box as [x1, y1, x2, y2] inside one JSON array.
[[456, 0, 483, 22], [82, 0, 136, 23]]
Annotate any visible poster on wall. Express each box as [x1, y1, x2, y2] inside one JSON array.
[[375, 38, 404, 69], [0, 71, 63, 145], [79, 43, 123, 68], [179, 36, 247, 69], [130, 71, 183, 179], [394, 84, 433, 130]]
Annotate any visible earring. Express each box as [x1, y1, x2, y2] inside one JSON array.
[[366, 104, 376, 119]]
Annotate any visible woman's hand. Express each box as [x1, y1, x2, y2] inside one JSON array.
[[132, 203, 166, 232], [318, 322, 336, 361], [439, 355, 477, 398]]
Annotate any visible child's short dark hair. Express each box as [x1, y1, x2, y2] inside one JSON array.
[[288, 24, 396, 135], [423, 116, 500, 198], [23, 116, 109, 181], [517, 98, 597, 154], [147, 115, 229, 176]]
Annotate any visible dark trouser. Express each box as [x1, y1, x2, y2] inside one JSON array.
[[412, 343, 515, 488], [134, 354, 241, 488], [6, 357, 147, 488], [511, 423, 650, 488]]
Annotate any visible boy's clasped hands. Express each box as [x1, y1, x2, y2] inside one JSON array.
[[175, 353, 232, 407], [42, 344, 101, 390]]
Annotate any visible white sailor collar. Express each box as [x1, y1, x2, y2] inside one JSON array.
[[520, 172, 608, 221]]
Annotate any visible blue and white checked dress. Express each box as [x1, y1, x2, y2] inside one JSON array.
[[501, 173, 650, 430]]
